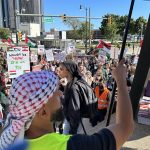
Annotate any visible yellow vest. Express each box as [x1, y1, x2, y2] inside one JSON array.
[[28, 133, 71, 150]]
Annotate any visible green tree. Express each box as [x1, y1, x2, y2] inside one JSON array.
[[63, 18, 81, 30], [135, 16, 147, 36], [100, 14, 118, 42], [67, 30, 81, 40], [78, 21, 93, 40], [0, 28, 10, 39], [100, 14, 119, 35], [100, 14, 145, 38], [63, 18, 82, 40], [105, 22, 118, 42]]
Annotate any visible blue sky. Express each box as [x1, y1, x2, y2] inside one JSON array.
[[43, 0, 150, 31]]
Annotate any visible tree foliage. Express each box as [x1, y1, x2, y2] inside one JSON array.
[[63, 18, 82, 30], [0, 28, 10, 39], [135, 16, 147, 35], [100, 14, 148, 40], [64, 18, 93, 41]]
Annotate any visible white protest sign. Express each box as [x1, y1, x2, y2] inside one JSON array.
[[38, 45, 45, 55], [67, 43, 75, 54], [98, 50, 106, 64], [30, 52, 38, 63], [133, 55, 139, 64], [7, 46, 30, 78], [110, 47, 119, 59], [13, 47, 22, 51], [45, 49, 54, 61]]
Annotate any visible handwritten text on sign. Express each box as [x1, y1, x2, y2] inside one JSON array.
[[7, 47, 30, 78]]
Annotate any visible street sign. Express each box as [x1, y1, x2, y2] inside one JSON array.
[[43, 17, 53, 23]]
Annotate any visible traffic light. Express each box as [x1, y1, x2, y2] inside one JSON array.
[[61, 14, 67, 22], [18, 31, 22, 41], [108, 17, 112, 25]]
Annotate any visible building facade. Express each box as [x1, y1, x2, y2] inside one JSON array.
[[1, 0, 43, 32], [0, 0, 3, 27], [19, 0, 42, 24]]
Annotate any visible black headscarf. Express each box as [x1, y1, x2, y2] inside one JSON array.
[[61, 61, 82, 80], [61, 61, 85, 107]]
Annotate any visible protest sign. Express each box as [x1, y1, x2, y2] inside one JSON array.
[[30, 52, 38, 63], [110, 46, 119, 59], [7, 47, 30, 78], [45, 49, 54, 61], [98, 50, 106, 64], [67, 43, 75, 54], [38, 45, 45, 55]]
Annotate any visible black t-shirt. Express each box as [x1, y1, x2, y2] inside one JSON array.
[[67, 128, 116, 150]]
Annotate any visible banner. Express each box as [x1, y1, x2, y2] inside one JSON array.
[[45, 49, 54, 61], [38, 45, 45, 55], [7, 46, 30, 78]]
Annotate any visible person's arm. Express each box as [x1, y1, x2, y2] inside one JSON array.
[[106, 59, 134, 150]]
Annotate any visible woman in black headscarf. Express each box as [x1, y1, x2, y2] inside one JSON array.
[[59, 61, 86, 134]]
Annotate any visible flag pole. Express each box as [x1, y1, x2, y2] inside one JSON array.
[[106, 0, 135, 126]]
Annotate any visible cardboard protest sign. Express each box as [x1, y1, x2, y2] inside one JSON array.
[[30, 52, 38, 63], [98, 50, 106, 64], [67, 43, 75, 54], [38, 45, 45, 55], [7, 46, 30, 78], [45, 49, 54, 61], [110, 46, 119, 59]]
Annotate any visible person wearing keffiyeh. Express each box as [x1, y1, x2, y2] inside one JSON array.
[[0, 60, 134, 150], [0, 71, 61, 149]]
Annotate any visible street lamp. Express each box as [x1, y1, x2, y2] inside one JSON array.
[[80, 5, 88, 53]]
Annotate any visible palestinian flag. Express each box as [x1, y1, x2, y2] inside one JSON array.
[[25, 36, 37, 48], [9, 70, 16, 76], [23, 70, 30, 73], [1, 38, 16, 46], [96, 40, 111, 54], [96, 40, 111, 59]]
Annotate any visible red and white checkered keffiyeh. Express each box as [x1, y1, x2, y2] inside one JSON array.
[[0, 71, 58, 150]]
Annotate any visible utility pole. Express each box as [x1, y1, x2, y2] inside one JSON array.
[[15, 10, 19, 45], [89, 7, 91, 50], [85, 8, 88, 54], [80, 5, 88, 54]]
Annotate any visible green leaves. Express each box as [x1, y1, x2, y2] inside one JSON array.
[[0, 28, 10, 39], [100, 14, 147, 41]]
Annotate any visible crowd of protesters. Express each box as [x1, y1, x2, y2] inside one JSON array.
[[0, 46, 140, 129], [0, 45, 149, 150]]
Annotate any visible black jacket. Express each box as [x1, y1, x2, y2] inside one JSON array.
[[62, 78, 97, 134], [62, 79, 88, 134]]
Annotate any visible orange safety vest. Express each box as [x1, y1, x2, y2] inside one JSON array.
[[95, 86, 109, 110]]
